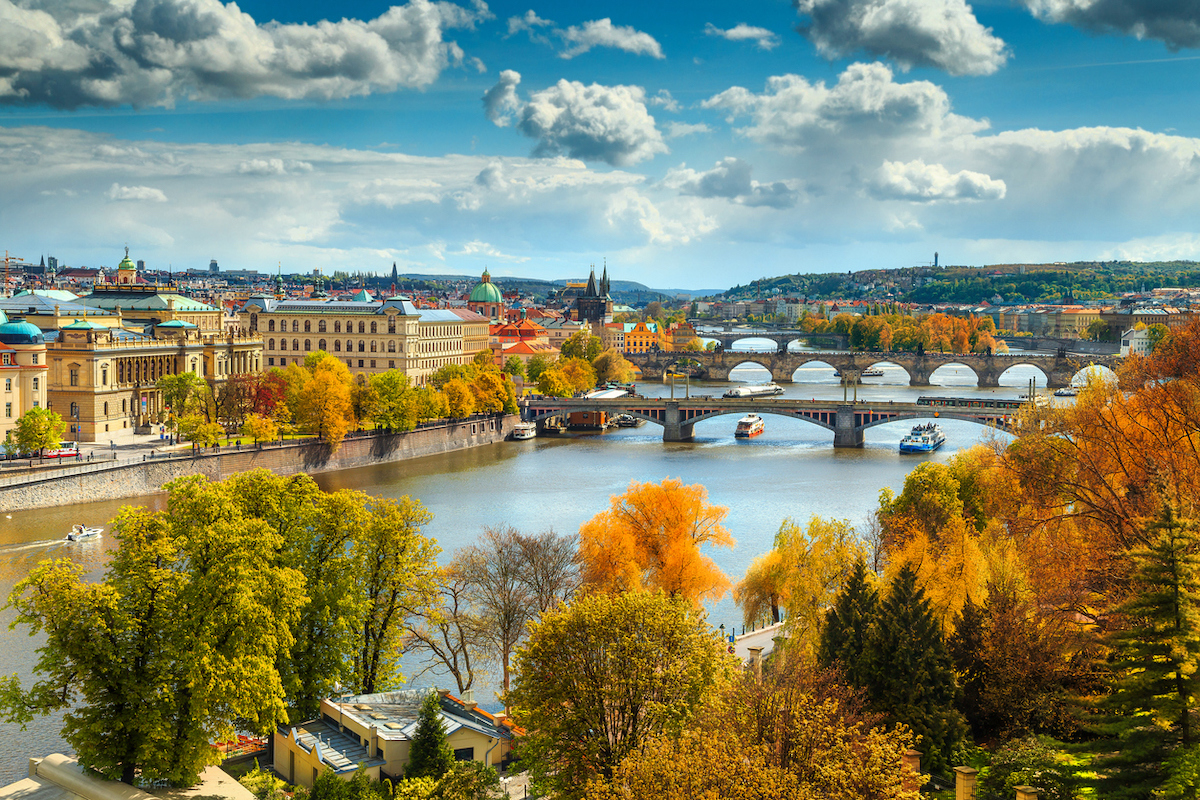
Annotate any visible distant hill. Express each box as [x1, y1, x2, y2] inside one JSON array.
[[392, 273, 719, 301]]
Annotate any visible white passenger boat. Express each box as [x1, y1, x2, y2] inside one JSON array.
[[66, 524, 103, 542], [511, 422, 537, 440], [735, 414, 766, 438], [899, 423, 946, 453], [723, 383, 784, 398]]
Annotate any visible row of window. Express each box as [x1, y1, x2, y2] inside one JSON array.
[[267, 339, 402, 354], [266, 318, 399, 335], [266, 357, 398, 370]]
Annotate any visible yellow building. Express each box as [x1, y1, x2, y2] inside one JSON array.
[[274, 690, 517, 788], [239, 296, 489, 386], [667, 321, 700, 350], [0, 319, 48, 444], [44, 319, 262, 441], [623, 320, 660, 353]]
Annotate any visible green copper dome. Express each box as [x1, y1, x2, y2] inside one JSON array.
[[0, 321, 45, 344], [469, 270, 502, 304]]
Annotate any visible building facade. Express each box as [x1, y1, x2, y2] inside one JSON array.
[[0, 320, 48, 444]]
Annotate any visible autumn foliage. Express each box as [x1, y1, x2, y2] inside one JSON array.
[[579, 478, 735, 605]]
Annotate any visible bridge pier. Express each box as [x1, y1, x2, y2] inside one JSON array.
[[834, 406, 864, 448], [662, 403, 695, 442]]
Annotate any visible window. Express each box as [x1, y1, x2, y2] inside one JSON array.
[[389, 360, 395, 369], [292, 320, 299, 332], [4, 403, 9, 418], [70, 402, 78, 418], [358, 360, 364, 368], [268, 339, 275, 350], [31, 354, 37, 365], [370, 321, 377, 334], [279, 339, 286, 351], [388, 316, 396, 333], [358, 340, 365, 352], [0, 354, 8, 365], [370, 341, 377, 353], [268, 320, 275, 332], [304, 340, 311, 351], [103, 402, 108, 416], [69, 369, 78, 386], [123, 399, 127, 413], [250, 313, 258, 332], [453, 748, 474, 762], [388, 341, 396, 352], [335, 321, 342, 333], [3, 379, 8, 392], [346, 339, 353, 352], [347, 360, 352, 367], [334, 340, 341, 352], [280, 358, 287, 365], [101, 367, 108, 386], [33, 400, 38, 407], [304, 320, 311, 332], [358, 321, 365, 334], [370, 360, 376, 368], [268, 358, 275, 366], [293, 339, 299, 351], [32, 378, 38, 391], [318, 320, 326, 333], [318, 339, 326, 351]]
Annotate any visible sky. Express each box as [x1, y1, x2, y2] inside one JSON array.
[[4, 0, 1200, 289]]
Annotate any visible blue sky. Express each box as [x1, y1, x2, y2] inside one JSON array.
[[4, 0, 1200, 289]]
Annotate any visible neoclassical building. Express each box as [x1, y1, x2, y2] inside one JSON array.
[[467, 269, 504, 321], [238, 295, 489, 385], [0, 319, 48, 444]]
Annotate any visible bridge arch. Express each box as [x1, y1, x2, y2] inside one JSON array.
[[857, 411, 1014, 433], [997, 362, 1049, 385], [929, 362, 981, 386], [790, 358, 839, 382], [860, 360, 911, 383], [1071, 363, 1118, 386], [684, 407, 836, 432], [726, 335, 779, 352]]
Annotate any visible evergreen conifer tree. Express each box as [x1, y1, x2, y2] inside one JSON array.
[[864, 565, 966, 774], [1093, 506, 1200, 799], [406, 692, 454, 779], [818, 557, 879, 688]]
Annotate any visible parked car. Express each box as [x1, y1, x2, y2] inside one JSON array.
[[44, 442, 80, 458]]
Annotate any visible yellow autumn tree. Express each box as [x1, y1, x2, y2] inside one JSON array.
[[442, 378, 476, 419], [294, 354, 355, 450], [579, 478, 735, 605]]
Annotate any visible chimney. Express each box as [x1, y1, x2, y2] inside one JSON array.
[[955, 767, 977, 800], [462, 689, 477, 711], [901, 750, 923, 793], [1014, 788, 1038, 800]]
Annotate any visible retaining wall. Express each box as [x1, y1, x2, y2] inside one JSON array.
[[0, 415, 516, 512]]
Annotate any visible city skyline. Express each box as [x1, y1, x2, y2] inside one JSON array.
[[4, 0, 1200, 286]]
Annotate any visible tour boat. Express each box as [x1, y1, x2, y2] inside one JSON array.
[[66, 524, 103, 542], [614, 414, 645, 428], [1053, 387, 1079, 397], [735, 414, 766, 438], [834, 368, 885, 378], [511, 422, 537, 440], [723, 383, 784, 399], [899, 423, 946, 454]]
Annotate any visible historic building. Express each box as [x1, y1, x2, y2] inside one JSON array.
[[467, 270, 504, 321], [569, 266, 613, 330], [44, 319, 262, 441], [238, 295, 489, 385], [0, 318, 48, 444]]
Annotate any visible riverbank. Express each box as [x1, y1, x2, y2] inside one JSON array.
[[0, 414, 516, 512]]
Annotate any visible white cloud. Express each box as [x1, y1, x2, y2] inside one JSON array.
[[484, 73, 668, 166], [649, 89, 681, 113], [106, 183, 168, 202], [451, 240, 530, 261], [506, 9, 553, 37], [558, 18, 664, 59], [605, 188, 717, 245], [703, 22, 781, 50], [793, 0, 1008, 76], [870, 159, 1005, 201], [1023, 0, 1200, 49], [0, 0, 490, 108], [664, 158, 798, 208], [665, 122, 712, 139], [237, 159, 314, 176]]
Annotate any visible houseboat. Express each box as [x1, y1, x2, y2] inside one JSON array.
[[723, 383, 784, 399], [511, 421, 537, 440]]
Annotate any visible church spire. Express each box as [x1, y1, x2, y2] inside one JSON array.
[[600, 260, 609, 296], [585, 266, 597, 297]]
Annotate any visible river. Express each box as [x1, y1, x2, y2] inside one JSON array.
[[0, 346, 1067, 782]]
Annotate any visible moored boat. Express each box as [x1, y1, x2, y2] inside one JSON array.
[[1054, 387, 1079, 397], [735, 414, 766, 438], [723, 383, 784, 398], [614, 414, 645, 428], [66, 524, 102, 542], [899, 423, 946, 453], [511, 421, 537, 440]]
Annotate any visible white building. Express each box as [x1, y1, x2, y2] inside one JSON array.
[[1120, 327, 1153, 356]]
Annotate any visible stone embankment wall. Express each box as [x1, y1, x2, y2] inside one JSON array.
[[0, 415, 516, 512]]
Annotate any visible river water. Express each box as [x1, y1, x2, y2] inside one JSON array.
[[0, 344, 1068, 782]]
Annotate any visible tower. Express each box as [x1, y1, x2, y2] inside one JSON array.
[[934, 251, 939, 268]]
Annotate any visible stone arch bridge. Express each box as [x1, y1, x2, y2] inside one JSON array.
[[625, 349, 1122, 388], [523, 397, 1020, 447]]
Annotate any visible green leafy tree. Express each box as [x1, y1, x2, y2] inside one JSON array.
[[592, 350, 634, 384], [502, 356, 526, 379], [863, 565, 966, 774], [526, 354, 552, 384], [561, 330, 603, 361], [12, 407, 66, 456], [473, 348, 494, 368], [818, 557, 880, 689], [537, 367, 574, 397], [370, 371, 417, 430], [0, 475, 305, 786], [978, 736, 1080, 800], [407, 693, 454, 779], [508, 591, 727, 799], [1092, 506, 1200, 799], [157, 371, 203, 420]]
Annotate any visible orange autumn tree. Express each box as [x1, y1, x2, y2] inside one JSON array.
[[579, 478, 735, 605]]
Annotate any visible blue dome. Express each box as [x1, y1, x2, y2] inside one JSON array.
[[0, 321, 45, 344]]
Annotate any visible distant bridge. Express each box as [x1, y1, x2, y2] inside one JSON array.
[[522, 396, 1022, 447], [693, 325, 850, 351], [625, 349, 1122, 388]]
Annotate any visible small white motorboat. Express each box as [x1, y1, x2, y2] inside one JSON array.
[[66, 524, 103, 542]]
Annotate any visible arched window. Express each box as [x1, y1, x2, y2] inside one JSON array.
[[346, 339, 353, 352], [318, 320, 326, 333], [388, 341, 396, 352], [359, 340, 366, 352], [292, 320, 299, 332], [304, 340, 311, 351], [268, 339, 275, 350], [268, 319, 275, 332], [70, 402, 78, 418], [334, 340, 341, 352], [293, 339, 299, 351], [370, 341, 377, 352], [304, 320, 311, 332], [388, 316, 396, 333], [250, 313, 258, 332], [358, 321, 365, 334], [318, 339, 326, 351], [370, 321, 377, 334], [279, 339, 286, 351], [335, 321, 341, 333]]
